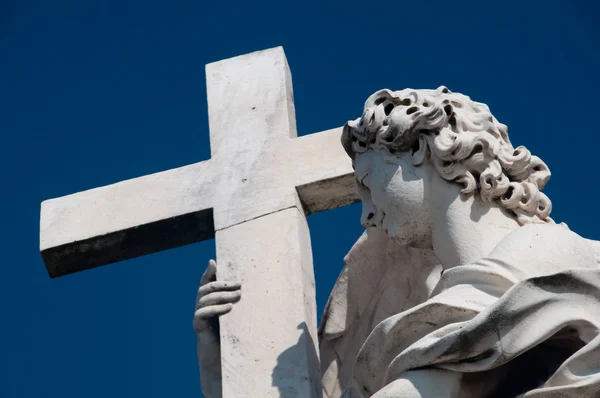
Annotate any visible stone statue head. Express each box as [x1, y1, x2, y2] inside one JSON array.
[[342, 86, 553, 232]]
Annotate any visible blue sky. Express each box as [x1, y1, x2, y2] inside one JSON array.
[[1, 1, 599, 397]]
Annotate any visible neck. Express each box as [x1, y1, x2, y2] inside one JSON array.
[[429, 177, 520, 269]]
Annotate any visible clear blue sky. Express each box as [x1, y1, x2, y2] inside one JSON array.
[[1, 1, 599, 397]]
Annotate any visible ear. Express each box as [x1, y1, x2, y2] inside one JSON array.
[[411, 136, 429, 166]]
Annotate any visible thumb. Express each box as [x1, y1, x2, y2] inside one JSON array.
[[200, 259, 217, 286]]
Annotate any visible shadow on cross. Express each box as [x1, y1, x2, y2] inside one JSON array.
[[271, 322, 321, 397]]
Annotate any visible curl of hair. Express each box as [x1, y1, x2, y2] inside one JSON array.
[[341, 86, 552, 225]]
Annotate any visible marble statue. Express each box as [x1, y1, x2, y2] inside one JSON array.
[[195, 86, 600, 397]]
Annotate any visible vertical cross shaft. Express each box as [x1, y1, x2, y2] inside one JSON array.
[[40, 46, 357, 396], [206, 48, 321, 397]]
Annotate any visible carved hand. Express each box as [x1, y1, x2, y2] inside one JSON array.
[[194, 259, 242, 333], [194, 259, 242, 398]]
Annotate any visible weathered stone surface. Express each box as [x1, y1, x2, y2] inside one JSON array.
[[40, 161, 216, 277], [42, 46, 600, 398], [216, 208, 320, 398], [206, 47, 299, 231], [292, 128, 358, 214], [39, 49, 353, 279], [42, 208, 214, 278], [41, 46, 354, 397], [319, 87, 600, 397]]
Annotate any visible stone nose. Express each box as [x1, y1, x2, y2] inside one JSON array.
[[360, 199, 378, 228], [361, 212, 375, 228]]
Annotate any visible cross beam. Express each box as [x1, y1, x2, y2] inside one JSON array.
[[40, 47, 358, 397]]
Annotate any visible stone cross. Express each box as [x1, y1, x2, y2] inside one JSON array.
[[40, 47, 358, 397]]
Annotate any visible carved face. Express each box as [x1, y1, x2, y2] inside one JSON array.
[[354, 148, 434, 246]]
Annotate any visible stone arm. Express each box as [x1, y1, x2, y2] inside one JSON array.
[[194, 260, 241, 398]]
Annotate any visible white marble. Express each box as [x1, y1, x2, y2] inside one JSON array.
[[40, 47, 357, 397], [335, 87, 600, 397], [40, 46, 600, 397], [197, 86, 600, 397], [40, 68, 355, 277]]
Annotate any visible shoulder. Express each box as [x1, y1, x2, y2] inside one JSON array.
[[490, 223, 598, 276]]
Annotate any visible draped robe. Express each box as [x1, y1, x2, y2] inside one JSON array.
[[319, 224, 600, 397]]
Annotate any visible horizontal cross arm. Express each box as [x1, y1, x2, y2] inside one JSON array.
[[40, 160, 216, 278], [288, 127, 359, 214]]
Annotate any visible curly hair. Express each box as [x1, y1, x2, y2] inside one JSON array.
[[341, 86, 552, 225]]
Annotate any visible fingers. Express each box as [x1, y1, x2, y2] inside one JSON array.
[[193, 303, 234, 332], [199, 259, 218, 286], [198, 281, 241, 297], [194, 303, 233, 320], [195, 260, 241, 326], [198, 290, 241, 308]]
